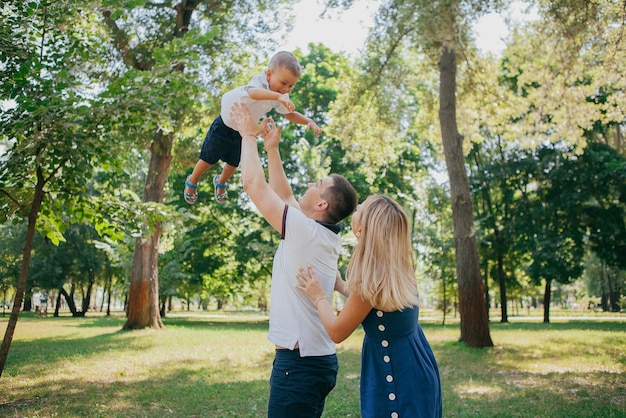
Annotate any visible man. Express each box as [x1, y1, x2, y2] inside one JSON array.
[[230, 102, 358, 418]]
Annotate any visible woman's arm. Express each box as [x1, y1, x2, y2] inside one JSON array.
[[297, 265, 371, 343]]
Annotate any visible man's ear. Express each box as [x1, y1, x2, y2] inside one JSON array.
[[315, 200, 328, 211]]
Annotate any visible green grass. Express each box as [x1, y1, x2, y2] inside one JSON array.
[[1, 311, 624, 417]]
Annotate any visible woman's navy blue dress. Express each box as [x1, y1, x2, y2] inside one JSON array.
[[360, 305, 442, 418]]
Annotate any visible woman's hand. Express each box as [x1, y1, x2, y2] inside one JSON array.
[[296, 265, 326, 304]]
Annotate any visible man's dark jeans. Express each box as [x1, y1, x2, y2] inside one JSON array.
[[268, 349, 339, 418]]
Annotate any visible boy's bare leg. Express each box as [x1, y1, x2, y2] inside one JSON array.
[[217, 163, 237, 185], [188, 159, 212, 186]]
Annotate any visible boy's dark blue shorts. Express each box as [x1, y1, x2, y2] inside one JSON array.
[[199, 116, 242, 167]]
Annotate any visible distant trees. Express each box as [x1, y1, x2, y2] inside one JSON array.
[[470, 140, 626, 322], [0, 0, 624, 380]]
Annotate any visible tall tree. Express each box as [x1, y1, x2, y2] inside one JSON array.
[[97, 0, 287, 329], [328, 0, 496, 347], [0, 0, 115, 376]]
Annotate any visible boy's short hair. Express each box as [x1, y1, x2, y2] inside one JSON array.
[[322, 174, 358, 224], [269, 51, 301, 77]]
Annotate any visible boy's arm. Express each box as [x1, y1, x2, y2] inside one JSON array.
[[247, 87, 295, 113], [284, 112, 322, 136], [232, 103, 289, 232]]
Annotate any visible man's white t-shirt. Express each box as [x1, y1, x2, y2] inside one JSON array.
[[268, 206, 341, 357], [220, 72, 290, 129]]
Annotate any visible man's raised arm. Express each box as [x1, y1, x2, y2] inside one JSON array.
[[230, 102, 286, 232], [262, 121, 299, 208]]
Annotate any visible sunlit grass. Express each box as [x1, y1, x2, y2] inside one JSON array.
[[1, 310, 624, 417]]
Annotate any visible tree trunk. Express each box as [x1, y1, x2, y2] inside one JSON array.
[[497, 255, 508, 323], [0, 166, 46, 377], [82, 274, 94, 314], [442, 276, 447, 326], [60, 286, 85, 317], [543, 278, 552, 323], [123, 129, 172, 330], [438, 48, 493, 348], [483, 262, 490, 320], [106, 281, 112, 317]]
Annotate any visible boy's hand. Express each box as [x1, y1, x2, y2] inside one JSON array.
[[307, 121, 322, 137], [279, 94, 295, 113]]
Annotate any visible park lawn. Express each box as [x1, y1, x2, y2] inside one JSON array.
[[0, 311, 624, 417]]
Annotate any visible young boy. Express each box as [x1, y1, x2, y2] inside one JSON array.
[[184, 51, 322, 204]]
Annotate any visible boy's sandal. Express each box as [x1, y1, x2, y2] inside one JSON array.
[[184, 175, 198, 204], [213, 175, 228, 203]]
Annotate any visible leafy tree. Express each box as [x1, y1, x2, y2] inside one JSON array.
[[96, 0, 291, 330], [470, 139, 516, 323], [573, 142, 626, 311], [0, 224, 24, 312], [0, 0, 120, 377], [418, 179, 457, 325], [499, 0, 626, 151], [326, 0, 497, 347], [30, 223, 108, 317]]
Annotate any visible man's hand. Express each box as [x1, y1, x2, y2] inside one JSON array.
[[230, 101, 262, 137], [262, 118, 283, 152]]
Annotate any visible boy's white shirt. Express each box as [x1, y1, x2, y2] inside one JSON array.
[[220, 72, 290, 128]]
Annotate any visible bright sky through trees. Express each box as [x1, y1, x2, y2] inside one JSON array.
[[276, 0, 537, 56]]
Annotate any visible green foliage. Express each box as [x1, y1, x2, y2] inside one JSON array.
[[0, 0, 121, 238], [470, 137, 626, 315], [498, 0, 626, 149], [1, 0, 625, 321], [0, 224, 25, 292]]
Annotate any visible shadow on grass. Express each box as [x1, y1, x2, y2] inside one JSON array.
[[431, 322, 626, 418], [2, 316, 624, 418], [1, 366, 271, 417], [3, 316, 270, 373]]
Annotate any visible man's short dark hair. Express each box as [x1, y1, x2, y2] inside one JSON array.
[[322, 174, 358, 224]]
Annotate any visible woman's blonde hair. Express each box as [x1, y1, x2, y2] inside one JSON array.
[[346, 195, 419, 311]]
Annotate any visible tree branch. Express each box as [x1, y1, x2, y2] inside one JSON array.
[[0, 189, 29, 217], [101, 9, 147, 70]]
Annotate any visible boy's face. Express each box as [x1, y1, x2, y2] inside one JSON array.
[[266, 66, 300, 95]]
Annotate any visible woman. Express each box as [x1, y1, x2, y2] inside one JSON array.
[[296, 194, 442, 418]]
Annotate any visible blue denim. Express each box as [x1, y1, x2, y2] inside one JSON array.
[[268, 349, 339, 418]]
